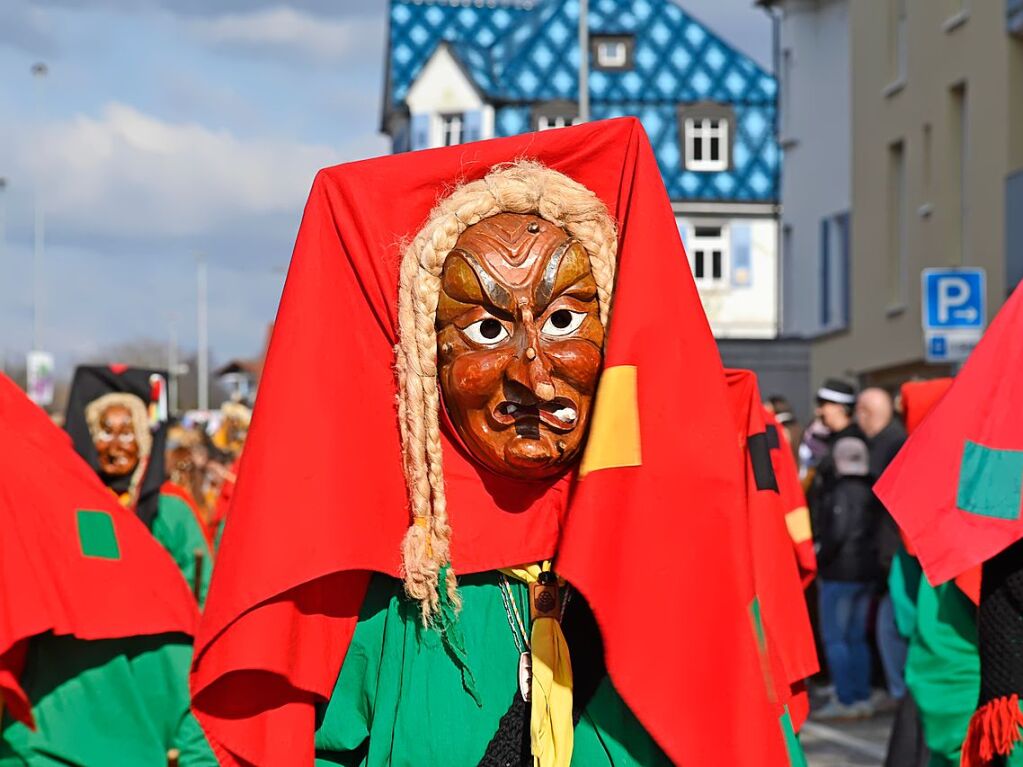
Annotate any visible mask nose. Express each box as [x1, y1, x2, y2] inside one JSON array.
[[505, 301, 556, 401]]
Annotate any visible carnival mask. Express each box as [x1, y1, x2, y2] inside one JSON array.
[[437, 213, 604, 479], [93, 403, 140, 477]]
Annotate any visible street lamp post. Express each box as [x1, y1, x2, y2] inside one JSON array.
[[168, 317, 179, 414], [578, 0, 589, 123], [31, 62, 47, 353], [0, 177, 7, 374], [196, 253, 209, 411]]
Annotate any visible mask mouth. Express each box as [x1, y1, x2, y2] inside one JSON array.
[[494, 396, 579, 433], [107, 450, 134, 468]]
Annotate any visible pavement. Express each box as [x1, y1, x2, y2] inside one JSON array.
[[802, 687, 895, 767], [803, 715, 892, 766]]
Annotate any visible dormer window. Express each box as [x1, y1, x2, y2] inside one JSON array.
[[440, 113, 464, 146], [531, 101, 581, 132], [538, 115, 571, 130], [679, 103, 734, 173], [592, 35, 634, 71]]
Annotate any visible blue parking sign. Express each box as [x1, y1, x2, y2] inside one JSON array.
[[922, 268, 985, 330]]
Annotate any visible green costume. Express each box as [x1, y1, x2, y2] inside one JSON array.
[[1, 634, 215, 767], [314, 573, 670, 766], [154, 493, 213, 606], [892, 549, 1023, 767]]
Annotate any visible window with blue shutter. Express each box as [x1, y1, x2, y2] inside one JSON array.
[[463, 110, 482, 143], [411, 113, 431, 151], [820, 212, 851, 332], [820, 218, 831, 327], [731, 223, 752, 287]]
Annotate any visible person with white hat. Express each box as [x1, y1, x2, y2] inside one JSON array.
[[810, 378, 880, 720]]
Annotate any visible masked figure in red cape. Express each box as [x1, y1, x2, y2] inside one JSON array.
[[164, 424, 216, 549], [724, 369, 818, 741], [876, 283, 1023, 767], [0, 373, 216, 765], [763, 409, 817, 588], [192, 118, 796, 766], [65, 365, 213, 604], [881, 377, 982, 767], [208, 401, 252, 551]]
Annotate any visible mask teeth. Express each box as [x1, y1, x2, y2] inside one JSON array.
[[553, 407, 577, 423]]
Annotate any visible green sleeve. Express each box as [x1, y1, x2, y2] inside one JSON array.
[[573, 677, 673, 767], [0, 634, 217, 767], [173, 710, 218, 767], [130, 640, 218, 767], [313, 578, 391, 766], [888, 545, 923, 639], [153, 494, 213, 607], [905, 581, 979, 766], [214, 517, 226, 554]]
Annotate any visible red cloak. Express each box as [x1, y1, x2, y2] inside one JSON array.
[[725, 370, 818, 729], [894, 378, 981, 604], [0, 373, 197, 727], [192, 118, 791, 766], [764, 409, 817, 588]]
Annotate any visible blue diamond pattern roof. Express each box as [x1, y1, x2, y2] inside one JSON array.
[[386, 0, 779, 202]]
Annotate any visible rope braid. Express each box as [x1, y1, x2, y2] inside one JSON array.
[[396, 161, 618, 622]]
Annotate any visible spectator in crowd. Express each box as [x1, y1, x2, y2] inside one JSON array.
[[857, 387, 908, 705], [799, 415, 831, 488], [810, 379, 880, 720]]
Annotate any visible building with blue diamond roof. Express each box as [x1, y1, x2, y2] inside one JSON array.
[[383, 0, 782, 341]]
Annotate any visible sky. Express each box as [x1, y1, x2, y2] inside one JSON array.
[[0, 0, 772, 374]]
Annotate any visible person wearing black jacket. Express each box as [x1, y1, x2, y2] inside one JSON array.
[[810, 379, 879, 720], [858, 388, 909, 704]]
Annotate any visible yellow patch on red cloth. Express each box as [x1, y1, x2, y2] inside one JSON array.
[[785, 507, 813, 544], [580, 365, 641, 477]]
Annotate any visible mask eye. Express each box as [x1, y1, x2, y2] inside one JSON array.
[[462, 317, 509, 345], [542, 309, 587, 337]]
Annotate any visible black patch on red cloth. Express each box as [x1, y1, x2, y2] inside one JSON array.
[[749, 432, 779, 493]]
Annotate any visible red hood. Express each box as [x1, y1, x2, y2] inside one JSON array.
[[193, 118, 791, 766], [876, 284, 1023, 586]]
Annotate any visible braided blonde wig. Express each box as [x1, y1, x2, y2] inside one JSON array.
[[395, 160, 618, 622]]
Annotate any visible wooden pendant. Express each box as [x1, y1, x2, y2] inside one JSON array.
[[530, 571, 560, 621]]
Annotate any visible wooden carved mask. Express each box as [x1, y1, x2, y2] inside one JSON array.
[[93, 403, 141, 477], [436, 212, 605, 479]]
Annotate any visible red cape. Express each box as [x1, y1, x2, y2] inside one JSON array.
[[193, 118, 791, 766], [0, 373, 197, 727], [725, 370, 818, 728], [764, 409, 817, 588], [876, 284, 1023, 586], [894, 378, 981, 604]]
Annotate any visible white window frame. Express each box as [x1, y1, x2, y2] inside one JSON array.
[[439, 113, 464, 147], [684, 117, 729, 172], [689, 224, 730, 289], [596, 40, 628, 68]]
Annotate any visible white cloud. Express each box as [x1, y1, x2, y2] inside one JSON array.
[[9, 102, 387, 239], [188, 5, 382, 63]]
